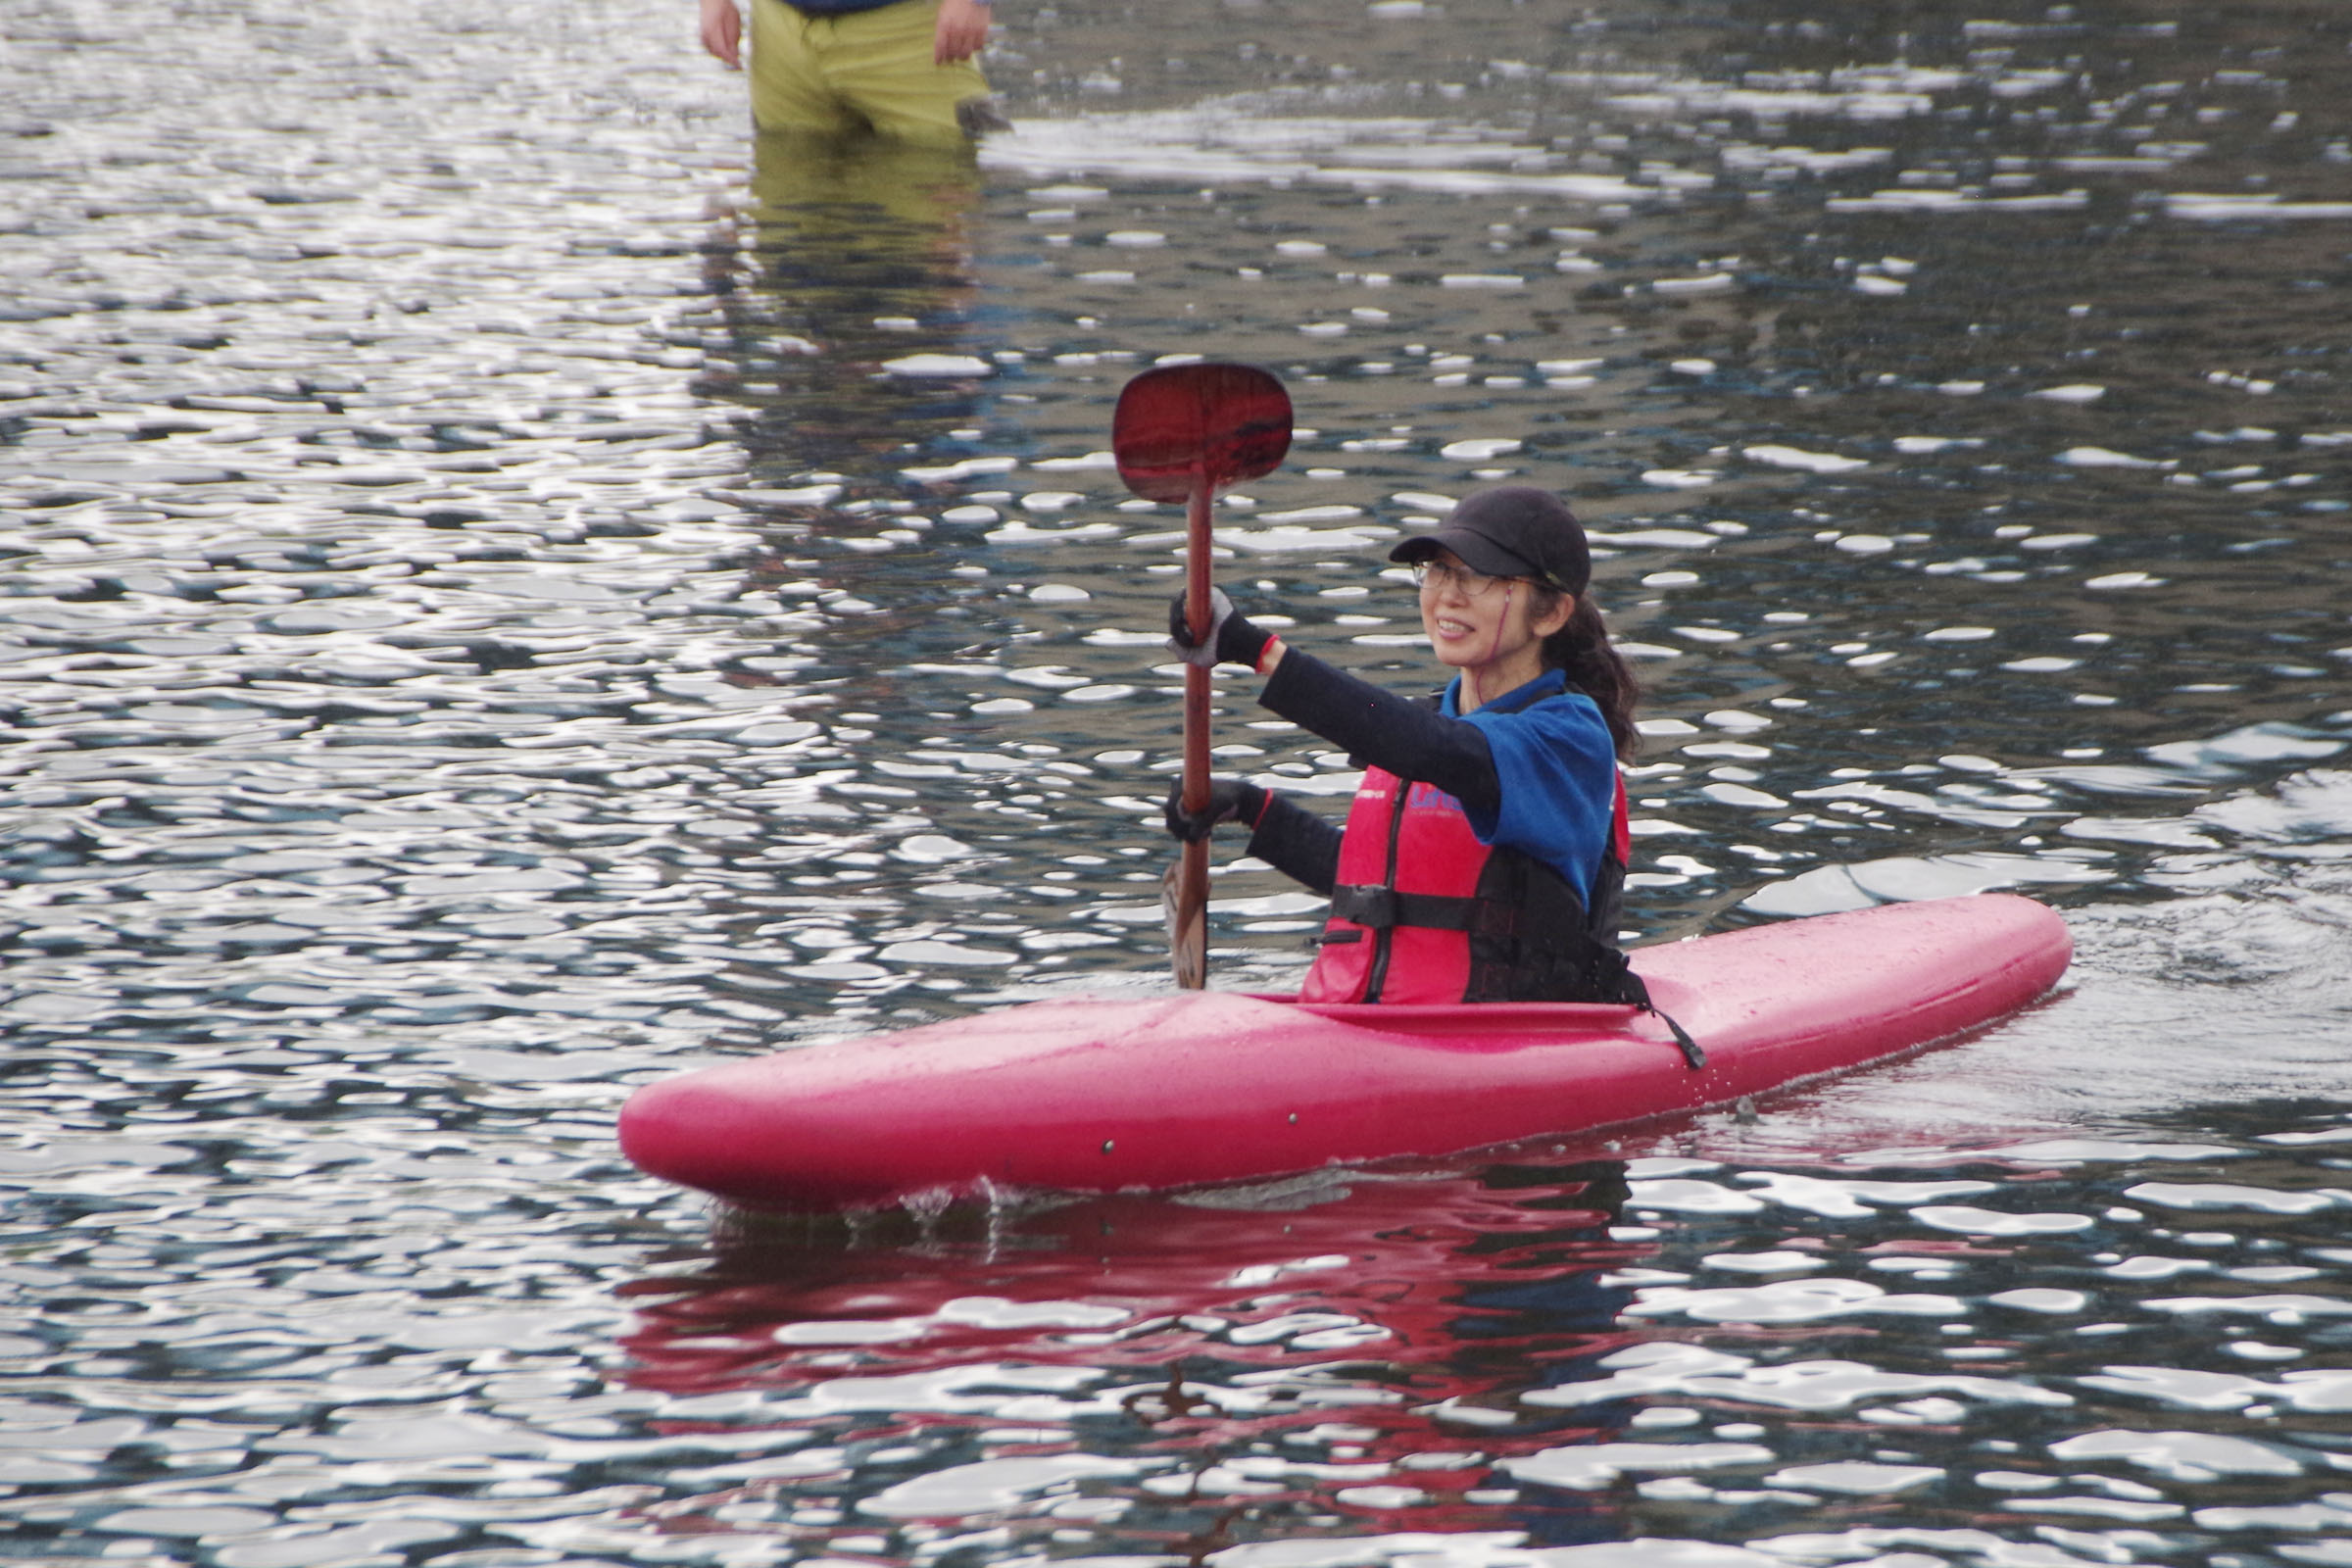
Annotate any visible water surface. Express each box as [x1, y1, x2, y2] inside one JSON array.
[[3, 0, 2350, 1563]]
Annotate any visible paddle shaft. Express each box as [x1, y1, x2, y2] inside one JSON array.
[[1175, 475, 1213, 987]]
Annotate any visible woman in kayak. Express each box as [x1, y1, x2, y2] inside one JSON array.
[[1166, 485, 1672, 1025]]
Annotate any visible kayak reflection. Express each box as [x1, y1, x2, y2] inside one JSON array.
[[615, 1160, 1654, 1547]]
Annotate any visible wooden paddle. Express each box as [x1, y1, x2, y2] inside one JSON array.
[[1110, 363, 1293, 989]]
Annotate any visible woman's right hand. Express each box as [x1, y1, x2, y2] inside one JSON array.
[[1165, 587, 1277, 670]]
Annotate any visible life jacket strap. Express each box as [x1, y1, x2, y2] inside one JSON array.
[[1658, 1009, 1706, 1071], [1605, 959, 1706, 1071], [1329, 883, 1518, 939], [1329, 881, 1706, 1072]]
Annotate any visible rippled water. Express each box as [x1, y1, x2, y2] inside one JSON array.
[[4, 0, 2350, 1562]]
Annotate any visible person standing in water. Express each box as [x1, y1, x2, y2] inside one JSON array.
[[699, 0, 1005, 144], [1165, 486, 1674, 1023]]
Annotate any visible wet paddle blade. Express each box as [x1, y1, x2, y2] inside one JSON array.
[[1162, 855, 1206, 992], [1111, 363, 1293, 505]]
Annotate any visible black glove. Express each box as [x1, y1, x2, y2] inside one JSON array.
[[1162, 777, 1270, 844], [1166, 586, 1275, 670]]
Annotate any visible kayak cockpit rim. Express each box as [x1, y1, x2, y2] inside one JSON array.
[[1245, 993, 1647, 1037]]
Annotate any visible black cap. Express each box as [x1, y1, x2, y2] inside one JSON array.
[[1388, 485, 1591, 595]]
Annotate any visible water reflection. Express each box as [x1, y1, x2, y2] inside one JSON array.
[[4, 0, 2352, 1564], [707, 132, 995, 477], [594, 1123, 2352, 1566], [620, 1163, 1642, 1550]]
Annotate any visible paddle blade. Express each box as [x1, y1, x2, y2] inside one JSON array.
[[1112, 363, 1293, 505], [1162, 857, 1207, 991]]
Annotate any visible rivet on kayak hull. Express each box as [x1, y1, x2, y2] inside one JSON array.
[[1288, 1112, 1298, 1124], [1102, 1139, 1114, 1154]]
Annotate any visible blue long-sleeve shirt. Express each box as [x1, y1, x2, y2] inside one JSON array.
[[1243, 649, 1616, 902]]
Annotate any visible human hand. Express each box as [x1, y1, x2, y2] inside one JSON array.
[[700, 0, 744, 69], [1162, 777, 1269, 843], [1165, 586, 1275, 670], [934, 0, 991, 64]]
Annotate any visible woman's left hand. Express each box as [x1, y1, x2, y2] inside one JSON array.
[[1162, 777, 1268, 842]]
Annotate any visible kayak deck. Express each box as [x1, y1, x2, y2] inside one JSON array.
[[619, 894, 2071, 1211]]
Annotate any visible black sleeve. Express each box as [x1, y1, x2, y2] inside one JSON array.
[[1245, 792, 1342, 895], [1257, 646, 1502, 819]]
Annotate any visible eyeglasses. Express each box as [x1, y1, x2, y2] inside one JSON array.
[[1411, 560, 1523, 601]]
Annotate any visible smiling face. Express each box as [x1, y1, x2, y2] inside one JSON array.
[[1415, 549, 1575, 708]]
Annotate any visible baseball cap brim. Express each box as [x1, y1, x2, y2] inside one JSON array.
[[1388, 527, 1541, 581]]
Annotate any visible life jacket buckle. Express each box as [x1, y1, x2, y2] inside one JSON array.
[[1331, 885, 1400, 929]]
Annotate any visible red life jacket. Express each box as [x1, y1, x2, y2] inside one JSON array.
[[1298, 764, 1634, 1007]]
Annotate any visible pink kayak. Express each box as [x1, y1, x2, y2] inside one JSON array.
[[619, 893, 2071, 1211]]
